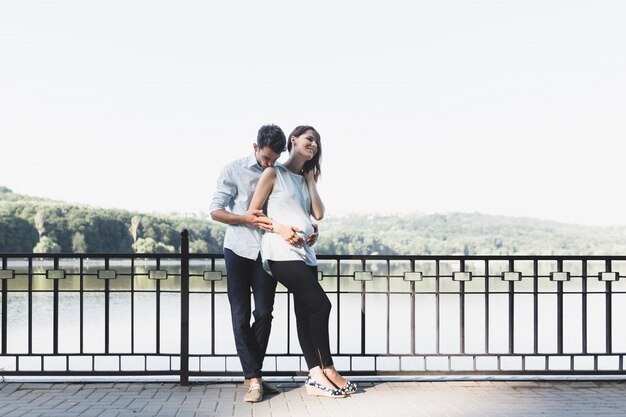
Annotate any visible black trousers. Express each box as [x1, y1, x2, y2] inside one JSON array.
[[224, 248, 277, 378], [268, 260, 333, 370]]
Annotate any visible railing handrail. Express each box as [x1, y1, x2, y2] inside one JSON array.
[[5, 253, 626, 260]]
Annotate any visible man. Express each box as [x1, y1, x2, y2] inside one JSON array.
[[210, 124, 315, 402]]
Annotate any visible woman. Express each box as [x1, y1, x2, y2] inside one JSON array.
[[248, 125, 356, 398]]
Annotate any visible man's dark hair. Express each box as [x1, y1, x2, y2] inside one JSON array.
[[257, 124, 286, 154]]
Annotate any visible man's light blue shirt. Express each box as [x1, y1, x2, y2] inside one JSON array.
[[210, 153, 265, 260]]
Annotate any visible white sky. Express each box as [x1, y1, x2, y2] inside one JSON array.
[[1, 0, 625, 226]]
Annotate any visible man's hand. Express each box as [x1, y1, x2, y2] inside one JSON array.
[[274, 223, 305, 247], [306, 223, 319, 246], [245, 209, 273, 232]]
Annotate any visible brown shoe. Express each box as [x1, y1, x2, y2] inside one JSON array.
[[244, 379, 280, 395], [243, 382, 263, 403]]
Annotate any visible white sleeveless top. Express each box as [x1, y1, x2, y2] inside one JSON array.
[[261, 164, 317, 273]]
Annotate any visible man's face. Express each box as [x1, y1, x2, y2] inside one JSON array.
[[254, 144, 281, 169]]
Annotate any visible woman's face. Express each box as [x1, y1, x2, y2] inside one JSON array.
[[291, 129, 318, 159]]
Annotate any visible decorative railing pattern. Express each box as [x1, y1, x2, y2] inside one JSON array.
[[1, 231, 626, 384]]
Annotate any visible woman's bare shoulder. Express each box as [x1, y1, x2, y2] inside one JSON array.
[[259, 166, 277, 183]]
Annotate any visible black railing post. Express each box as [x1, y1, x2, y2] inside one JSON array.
[[180, 230, 190, 385]]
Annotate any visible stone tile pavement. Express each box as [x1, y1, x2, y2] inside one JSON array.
[[1, 377, 626, 416]]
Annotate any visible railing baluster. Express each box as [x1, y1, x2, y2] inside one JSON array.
[[53, 256, 60, 356], [460, 259, 465, 355], [1, 256, 7, 355], [180, 230, 190, 386], [156, 257, 161, 355], [533, 260, 539, 356], [210, 257, 216, 356], [104, 257, 110, 355], [557, 259, 564, 355], [287, 284, 291, 356], [28, 257, 33, 356], [80, 257, 84, 355], [130, 257, 135, 355], [335, 257, 341, 357], [386, 259, 390, 355], [582, 259, 587, 356], [485, 260, 490, 355], [606, 259, 612, 355], [410, 259, 416, 356], [508, 268, 514, 355], [360, 258, 366, 356], [436, 259, 440, 355]]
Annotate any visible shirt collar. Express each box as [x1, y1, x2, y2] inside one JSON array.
[[247, 153, 261, 169]]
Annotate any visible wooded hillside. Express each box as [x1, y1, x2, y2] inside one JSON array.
[[1, 186, 624, 255]]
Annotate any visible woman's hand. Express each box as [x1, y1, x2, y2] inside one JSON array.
[[274, 223, 304, 247], [303, 169, 316, 184], [304, 168, 325, 220]]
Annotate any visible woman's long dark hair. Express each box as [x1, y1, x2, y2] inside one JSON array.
[[287, 125, 322, 181]]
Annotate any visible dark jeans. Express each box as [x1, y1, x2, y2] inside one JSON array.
[[224, 248, 277, 379], [268, 260, 333, 370]]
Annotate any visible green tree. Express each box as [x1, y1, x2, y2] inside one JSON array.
[[34, 209, 46, 238], [176, 219, 225, 253], [35, 207, 71, 251], [316, 232, 394, 255], [140, 216, 180, 250], [0, 214, 39, 252], [129, 215, 142, 242], [84, 215, 133, 252], [72, 232, 87, 253], [132, 237, 175, 253], [33, 236, 61, 253], [189, 239, 209, 253]]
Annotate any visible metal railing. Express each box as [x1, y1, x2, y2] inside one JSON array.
[[1, 230, 626, 383]]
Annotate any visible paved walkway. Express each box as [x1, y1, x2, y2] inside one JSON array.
[[1, 378, 626, 416]]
